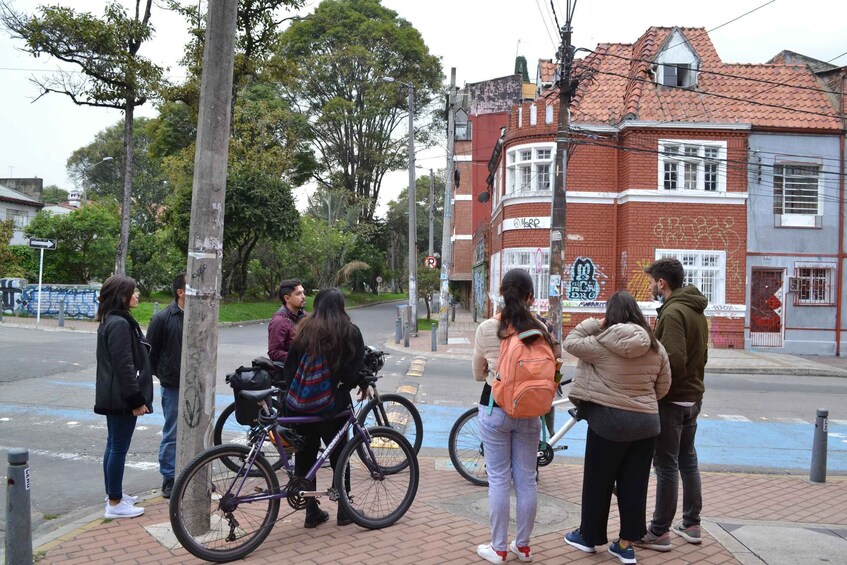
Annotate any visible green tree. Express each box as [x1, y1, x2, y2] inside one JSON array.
[[275, 0, 443, 222], [24, 204, 120, 283], [417, 266, 439, 319], [1, 0, 166, 275], [41, 185, 69, 204], [0, 220, 24, 277]]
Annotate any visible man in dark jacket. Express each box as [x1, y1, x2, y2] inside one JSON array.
[[147, 273, 185, 498], [268, 279, 306, 364], [636, 258, 709, 552]]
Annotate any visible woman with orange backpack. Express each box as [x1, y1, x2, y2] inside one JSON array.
[[472, 269, 560, 563]]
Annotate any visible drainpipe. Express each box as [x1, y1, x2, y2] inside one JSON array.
[[836, 73, 846, 356], [612, 134, 620, 294]]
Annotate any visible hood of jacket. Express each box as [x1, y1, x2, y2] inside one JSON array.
[[660, 285, 708, 316], [596, 323, 652, 359]]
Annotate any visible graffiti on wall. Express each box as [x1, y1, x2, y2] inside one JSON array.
[[19, 285, 100, 319], [566, 257, 607, 301], [624, 257, 654, 301], [653, 216, 742, 252], [473, 265, 488, 315]]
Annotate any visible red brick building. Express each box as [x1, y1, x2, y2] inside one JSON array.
[[474, 27, 841, 348]]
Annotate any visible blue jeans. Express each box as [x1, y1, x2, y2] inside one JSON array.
[[159, 386, 179, 481], [478, 406, 541, 552], [104, 414, 138, 500], [650, 401, 703, 535]]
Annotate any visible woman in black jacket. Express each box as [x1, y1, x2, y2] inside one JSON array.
[[94, 275, 153, 519], [282, 287, 365, 529]]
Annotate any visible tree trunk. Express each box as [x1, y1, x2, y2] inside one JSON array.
[[114, 101, 134, 275]]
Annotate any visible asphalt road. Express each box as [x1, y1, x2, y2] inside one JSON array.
[[0, 301, 845, 543]]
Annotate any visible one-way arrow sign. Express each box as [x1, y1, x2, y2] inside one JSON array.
[[28, 238, 58, 250]]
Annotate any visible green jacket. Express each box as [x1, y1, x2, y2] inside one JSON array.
[[655, 285, 709, 402]]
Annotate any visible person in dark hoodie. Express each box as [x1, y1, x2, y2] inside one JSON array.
[[635, 258, 709, 554]]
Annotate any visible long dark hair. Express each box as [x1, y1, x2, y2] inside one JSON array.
[[291, 287, 357, 372], [602, 291, 659, 351], [497, 269, 548, 344], [96, 275, 136, 322]]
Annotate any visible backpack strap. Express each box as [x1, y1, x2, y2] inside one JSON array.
[[517, 329, 544, 341]]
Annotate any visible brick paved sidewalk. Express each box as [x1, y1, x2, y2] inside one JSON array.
[[36, 457, 847, 564]]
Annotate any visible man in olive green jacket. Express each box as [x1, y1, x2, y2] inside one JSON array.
[[636, 258, 709, 553]]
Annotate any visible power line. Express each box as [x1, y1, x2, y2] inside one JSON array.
[[579, 48, 841, 97], [534, 0, 558, 50], [707, 0, 776, 34], [580, 66, 841, 121]]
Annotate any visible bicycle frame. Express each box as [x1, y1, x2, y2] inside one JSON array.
[[542, 397, 580, 448]]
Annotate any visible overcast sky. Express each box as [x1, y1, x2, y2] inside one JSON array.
[[1, 0, 844, 214]]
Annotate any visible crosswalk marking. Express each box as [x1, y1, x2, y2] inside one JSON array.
[[717, 414, 751, 422]]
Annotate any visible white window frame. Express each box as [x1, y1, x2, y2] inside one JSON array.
[[773, 163, 822, 227], [506, 143, 556, 195], [658, 139, 727, 193], [6, 208, 30, 230], [655, 249, 726, 305], [502, 247, 550, 301]]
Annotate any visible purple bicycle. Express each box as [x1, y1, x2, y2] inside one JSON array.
[[169, 388, 419, 562]]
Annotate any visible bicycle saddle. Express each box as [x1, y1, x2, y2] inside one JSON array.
[[238, 388, 281, 403]]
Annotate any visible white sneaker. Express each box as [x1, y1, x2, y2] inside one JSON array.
[[476, 544, 508, 563], [104, 499, 144, 519], [510, 540, 533, 562], [105, 494, 139, 505]]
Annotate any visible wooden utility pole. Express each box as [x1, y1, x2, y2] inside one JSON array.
[[438, 68, 457, 344], [176, 0, 238, 534], [548, 3, 575, 344]]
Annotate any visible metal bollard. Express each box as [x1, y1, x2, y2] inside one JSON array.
[[395, 317, 402, 344], [404, 323, 410, 348], [473, 305, 477, 323], [153, 301, 160, 315], [810, 408, 829, 483], [6, 448, 33, 565], [451, 302, 456, 322], [431, 323, 437, 352], [58, 298, 65, 327]]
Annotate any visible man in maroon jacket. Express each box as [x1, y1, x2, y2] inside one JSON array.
[[268, 279, 306, 364]]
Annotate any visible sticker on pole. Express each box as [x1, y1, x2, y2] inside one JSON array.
[[424, 255, 438, 268]]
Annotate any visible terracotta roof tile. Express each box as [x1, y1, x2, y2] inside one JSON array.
[[537, 59, 557, 84], [570, 26, 841, 130]]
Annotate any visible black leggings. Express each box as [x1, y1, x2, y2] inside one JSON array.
[[579, 427, 657, 545], [293, 415, 349, 488]]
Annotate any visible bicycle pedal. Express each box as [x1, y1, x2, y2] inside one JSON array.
[[553, 446, 569, 452]]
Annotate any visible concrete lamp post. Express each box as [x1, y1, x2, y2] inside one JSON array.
[[382, 76, 418, 334]]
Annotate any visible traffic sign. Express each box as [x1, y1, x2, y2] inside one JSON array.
[[28, 238, 57, 250], [424, 255, 438, 269], [376, 276, 383, 283]]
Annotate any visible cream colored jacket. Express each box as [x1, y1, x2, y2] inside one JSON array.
[[564, 318, 671, 414], [472, 317, 562, 385]]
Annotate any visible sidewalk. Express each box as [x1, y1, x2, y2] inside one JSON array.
[[397, 309, 847, 377], [32, 457, 847, 564]]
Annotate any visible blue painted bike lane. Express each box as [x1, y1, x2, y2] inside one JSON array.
[[417, 404, 847, 472]]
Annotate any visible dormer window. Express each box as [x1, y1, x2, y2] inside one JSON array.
[[662, 63, 695, 88], [655, 29, 700, 89]]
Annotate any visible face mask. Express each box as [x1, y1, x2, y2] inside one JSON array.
[[656, 294, 665, 304]]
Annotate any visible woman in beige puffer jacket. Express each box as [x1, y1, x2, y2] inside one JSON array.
[[562, 291, 670, 563]]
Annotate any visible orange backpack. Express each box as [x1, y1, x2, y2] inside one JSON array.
[[491, 328, 557, 418]]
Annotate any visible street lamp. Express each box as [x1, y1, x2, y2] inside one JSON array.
[[382, 76, 418, 333], [82, 156, 113, 206]]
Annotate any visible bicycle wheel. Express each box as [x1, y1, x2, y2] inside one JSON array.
[[357, 394, 422, 473], [335, 426, 418, 529], [213, 401, 284, 474], [169, 444, 280, 563], [448, 407, 488, 486]]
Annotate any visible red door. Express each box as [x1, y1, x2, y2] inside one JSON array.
[[750, 269, 784, 347]]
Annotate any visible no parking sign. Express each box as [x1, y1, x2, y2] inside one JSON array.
[[424, 256, 438, 268]]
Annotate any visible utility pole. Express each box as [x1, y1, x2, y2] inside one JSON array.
[[407, 85, 418, 334], [428, 169, 435, 256], [176, 0, 237, 534], [438, 67, 457, 344], [548, 2, 575, 344]]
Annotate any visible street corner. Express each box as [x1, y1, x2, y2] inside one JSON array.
[[706, 520, 847, 565]]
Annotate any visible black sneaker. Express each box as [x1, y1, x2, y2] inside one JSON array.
[[162, 477, 174, 499]]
